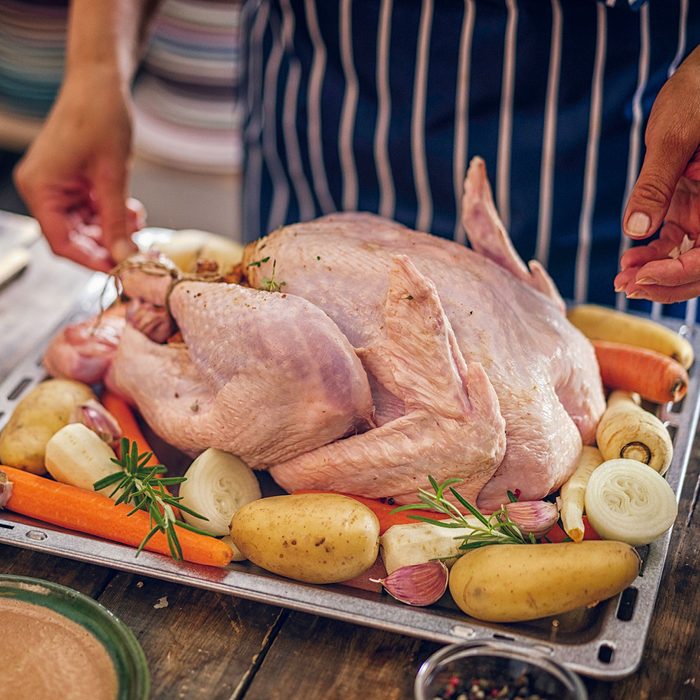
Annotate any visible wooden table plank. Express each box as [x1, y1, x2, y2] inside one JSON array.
[[245, 441, 700, 700], [0, 220, 698, 699], [0, 233, 283, 700], [585, 442, 700, 700], [95, 572, 285, 700], [0, 543, 113, 597], [244, 612, 440, 700]]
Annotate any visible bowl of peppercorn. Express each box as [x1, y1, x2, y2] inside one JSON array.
[[414, 639, 587, 700]]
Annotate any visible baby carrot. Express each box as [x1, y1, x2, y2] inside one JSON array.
[[102, 390, 158, 467], [0, 465, 232, 568], [592, 340, 689, 404]]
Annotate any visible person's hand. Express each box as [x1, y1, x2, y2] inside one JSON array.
[[615, 46, 700, 303], [14, 68, 142, 271]]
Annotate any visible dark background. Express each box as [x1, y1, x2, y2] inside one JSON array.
[[0, 150, 27, 215]]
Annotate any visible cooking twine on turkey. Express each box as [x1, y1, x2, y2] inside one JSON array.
[[43, 157, 605, 510]]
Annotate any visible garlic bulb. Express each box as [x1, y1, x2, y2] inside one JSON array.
[[584, 459, 677, 546], [373, 561, 448, 606]]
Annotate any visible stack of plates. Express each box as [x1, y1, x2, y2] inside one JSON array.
[[0, 0, 241, 174], [133, 0, 242, 174], [0, 0, 67, 117]]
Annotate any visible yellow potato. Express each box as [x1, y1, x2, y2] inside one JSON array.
[[231, 494, 380, 584], [449, 541, 640, 623], [0, 379, 95, 474]]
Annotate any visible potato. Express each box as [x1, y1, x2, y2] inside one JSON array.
[[449, 541, 640, 623], [0, 379, 95, 474], [231, 494, 380, 583]]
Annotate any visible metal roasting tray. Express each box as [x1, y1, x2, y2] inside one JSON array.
[[0, 271, 698, 681]]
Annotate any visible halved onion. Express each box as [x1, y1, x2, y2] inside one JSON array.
[[584, 459, 677, 546], [179, 448, 261, 536]]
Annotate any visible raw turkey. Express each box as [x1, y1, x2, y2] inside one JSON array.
[[44, 158, 605, 509]]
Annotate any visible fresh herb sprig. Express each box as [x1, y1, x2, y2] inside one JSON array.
[[246, 256, 286, 292], [260, 259, 286, 293], [93, 438, 210, 560], [391, 476, 535, 550]]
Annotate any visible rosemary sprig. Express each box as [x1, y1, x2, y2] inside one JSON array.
[[93, 438, 211, 560], [391, 476, 535, 551]]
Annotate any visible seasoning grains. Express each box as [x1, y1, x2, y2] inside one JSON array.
[[431, 673, 558, 700], [0, 598, 118, 700]]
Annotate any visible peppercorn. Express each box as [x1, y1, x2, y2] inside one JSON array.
[[431, 671, 558, 700]]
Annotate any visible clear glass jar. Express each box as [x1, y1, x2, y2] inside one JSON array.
[[415, 639, 588, 700]]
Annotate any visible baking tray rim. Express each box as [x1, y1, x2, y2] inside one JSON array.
[[0, 270, 697, 682]]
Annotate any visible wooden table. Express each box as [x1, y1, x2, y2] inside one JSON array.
[[1, 236, 698, 700]]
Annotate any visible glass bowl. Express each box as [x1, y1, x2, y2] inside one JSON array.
[[0, 574, 150, 700], [415, 639, 588, 700]]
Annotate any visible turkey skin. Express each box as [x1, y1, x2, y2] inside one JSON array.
[[44, 158, 605, 509]]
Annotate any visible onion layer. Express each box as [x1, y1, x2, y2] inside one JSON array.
[[179, 449, 261, 536], [584, 459, 677, 546]]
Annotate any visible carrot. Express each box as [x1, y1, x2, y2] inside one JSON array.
[[293, 489, 449, 534], [101, 390, 181, 517], [102, 390, 158, 467], [0, 465, 232, 568], [568, 304, 694, 369], [592, 340, 689, 404], [544, 517, 600, 543]]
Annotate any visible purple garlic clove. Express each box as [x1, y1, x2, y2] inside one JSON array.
[[504, 500, 559, 538], [0, 471, 13, 508], [71, 400, 122, 450], [372, 561, 449, 606]]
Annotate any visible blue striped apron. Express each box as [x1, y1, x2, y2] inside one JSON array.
[[241, 0, 700, 320]]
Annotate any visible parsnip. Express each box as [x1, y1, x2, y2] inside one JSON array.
[[45, 423, 118, 495], [380, 521, 479, 574], [220, 535, 248, 562], [596, 391, 673, 475], [560, 446, 604, 543], [567, 304, 693, 369]]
